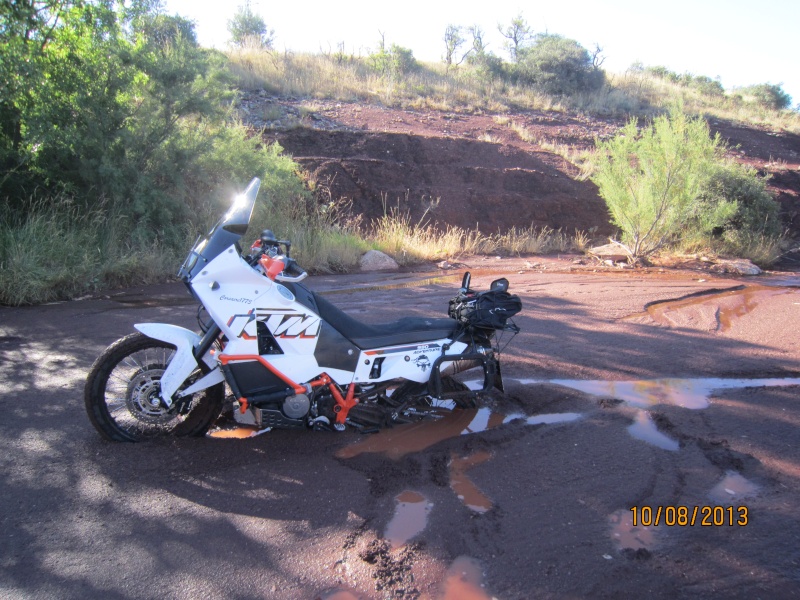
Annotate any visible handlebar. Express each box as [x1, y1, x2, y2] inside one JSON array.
[[276, 271, 308, 283], [277, 256, 307, 282], [258, 254, 307, 283]]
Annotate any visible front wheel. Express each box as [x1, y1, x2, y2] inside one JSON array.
[[84, 332, 224, 442]]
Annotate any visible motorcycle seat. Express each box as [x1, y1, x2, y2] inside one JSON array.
[[312, 291, 459, 350]]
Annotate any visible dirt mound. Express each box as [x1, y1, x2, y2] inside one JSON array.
[[246, 95, 800, 241], [273, 128, 613, 234]]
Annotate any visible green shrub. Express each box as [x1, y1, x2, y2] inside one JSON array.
[[369, 40, 418, 78], [515, 34, 605, 95], [593, 109, 784, 262], [592, 110, 725, 259], [739, 83, 793, 110], [696, 162, 781, 238], [0, 2, 317, 303]]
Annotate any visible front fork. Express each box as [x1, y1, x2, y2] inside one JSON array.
[[133, 323, 224, 408]]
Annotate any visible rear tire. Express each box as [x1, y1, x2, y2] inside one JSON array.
[[440, 376, 478, 408], [84, 332, 224, 442]]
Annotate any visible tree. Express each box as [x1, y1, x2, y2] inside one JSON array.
[[465, 25, 504, 84], [227, 1, 273, 48], [0, 0, 71, 199], [498, 14, 532, 62], [443, 24, 466, 70], [591, 111, 728, 260], [467, 24, 487, 56], [515, 34, 604, 95]]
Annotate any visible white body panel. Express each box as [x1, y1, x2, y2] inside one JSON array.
[[186, 244, 467, 389]]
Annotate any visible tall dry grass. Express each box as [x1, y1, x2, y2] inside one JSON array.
[[368, 206, 589, 265], [226, 46, 800, 133]]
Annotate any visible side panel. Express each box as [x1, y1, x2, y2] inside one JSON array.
[[353, 340, 468, 383]]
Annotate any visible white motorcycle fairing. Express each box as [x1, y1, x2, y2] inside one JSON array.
[[188, 244, 470, 395]]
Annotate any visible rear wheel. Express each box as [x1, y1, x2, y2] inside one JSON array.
[[84, 332, 224, 442], [386, 376, 478, 421], [439, 376, 477, 408]]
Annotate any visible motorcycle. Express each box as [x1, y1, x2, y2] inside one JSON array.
[[84, 178, 521, 441]]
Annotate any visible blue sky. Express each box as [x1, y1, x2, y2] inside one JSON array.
[[163, 0, 799, 106]]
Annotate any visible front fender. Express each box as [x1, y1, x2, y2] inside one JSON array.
[[134, 323, 206, 408]]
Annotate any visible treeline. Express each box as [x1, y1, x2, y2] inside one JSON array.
[[634, 64, 793, 111], [228, 5, 794, 112]]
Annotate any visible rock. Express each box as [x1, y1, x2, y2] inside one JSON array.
[[589, 243, 631, 264], [437, 260, 454, 269], [359, 250, 399, 272], [709, 259, 762, 276]]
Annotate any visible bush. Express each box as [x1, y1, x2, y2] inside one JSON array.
[[696, 162, 781, 238], [369, 40, 418, 78], [592, 110, 725, 259], [739, 83, 793, 111], [515, 34, 605, 95], [0, 1, 314, 303], [593, 109, 784, 262]]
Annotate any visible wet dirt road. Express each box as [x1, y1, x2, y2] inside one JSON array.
[[1, 263, 799, 599]]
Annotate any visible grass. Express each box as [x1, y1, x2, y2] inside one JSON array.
[[226, 46, 800, 133], [368, 206, 589, 265], [0, 198, 177, 306]]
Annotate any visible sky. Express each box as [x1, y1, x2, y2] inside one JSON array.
[[162, 0, 800, 106]]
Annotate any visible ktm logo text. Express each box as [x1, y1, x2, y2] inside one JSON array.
[[227, 308, 321, 339]]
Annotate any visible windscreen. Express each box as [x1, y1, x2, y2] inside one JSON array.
[[178, 178, 261, 282]]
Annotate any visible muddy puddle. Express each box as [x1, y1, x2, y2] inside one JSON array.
[[449, 451, 494, 513], [322, 274, 462, 295], [314, 590, 361, 600], [383, 490, 433, 549], [110, 295, 197, 308], [627, 411, 679, 451], [439, 556, 494, 600], [609, 509, 656, 551], [516, 377, 800, 410], [708, 471, 759, 504], [336, 408, 582, 460], [627, 284, 799, 331]]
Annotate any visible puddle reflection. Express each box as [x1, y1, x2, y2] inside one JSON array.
[[449, 451, 494, 513], [440, 556, 493, 600], [314, 590, 361, 600], [644, 285, 795, 331], [627, 411, 679, 451], [336, 408, 583, 460], [708, 470, 759, 504], [518, 377, 800, 410], [384, 490, 432, 549]]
